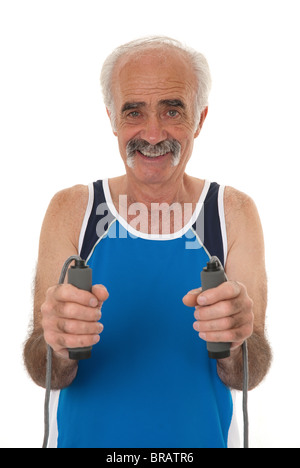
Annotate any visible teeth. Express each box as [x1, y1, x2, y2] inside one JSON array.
[[140, 150, 167, 157]]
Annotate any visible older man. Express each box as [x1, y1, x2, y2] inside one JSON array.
[[24, 37, 271, 448]]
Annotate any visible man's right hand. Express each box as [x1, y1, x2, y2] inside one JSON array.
[[41, 283, 109, 359]]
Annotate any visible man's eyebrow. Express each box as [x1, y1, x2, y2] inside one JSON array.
[[159, 99, 186, 109], [121, 102, 146, 113]]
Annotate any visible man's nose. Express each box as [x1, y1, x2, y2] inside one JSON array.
[[140, 115, 168, 145]]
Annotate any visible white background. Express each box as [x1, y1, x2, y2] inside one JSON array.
[[0, 0, 299, 448]]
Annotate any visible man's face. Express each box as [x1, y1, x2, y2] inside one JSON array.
[[109, 48, 205, 186]]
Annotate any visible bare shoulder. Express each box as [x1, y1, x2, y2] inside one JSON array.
[[224, 185, 257, 217], [224, 186, 261, 229], [41, 184, 89, 250], [47, 184, 88, 220], [224, 186, 264, 252], [49, 184, 89, 214]]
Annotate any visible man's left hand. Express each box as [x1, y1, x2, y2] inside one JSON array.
[[183, 281, 254, 352]]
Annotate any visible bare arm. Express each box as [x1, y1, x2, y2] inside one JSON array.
[[23, 185, 108, 389]]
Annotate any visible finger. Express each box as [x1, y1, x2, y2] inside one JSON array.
[[56, 332, 101, 350], [57, 318, 104, 335], [194, 322, 253, 343], [196, 281, 241, 306], [182, 288, 202, 307], [193, 312, 243, 333], [53, 284, 100, 308], [59, 302, 102, 322], [44, 328, 101, 352], [194, 299, 241, 321]]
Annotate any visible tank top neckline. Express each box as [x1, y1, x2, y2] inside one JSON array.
[[102, 178, 211, 241]]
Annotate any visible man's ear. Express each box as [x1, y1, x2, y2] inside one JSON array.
[[106, 107, 118, 136], [194, 107, 208, 138]]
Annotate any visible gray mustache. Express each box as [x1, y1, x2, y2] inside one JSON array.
[[126, 139, 181, 158]]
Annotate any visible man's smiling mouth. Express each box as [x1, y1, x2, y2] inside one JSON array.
[[138, 149, 170, 158], [126, 138, 181, 167]]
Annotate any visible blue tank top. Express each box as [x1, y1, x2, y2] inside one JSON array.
[[48, 179, 238, 448]]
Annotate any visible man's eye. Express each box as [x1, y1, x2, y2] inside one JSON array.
[[128, 111, 140, 118], [167, 110, 179, 118]]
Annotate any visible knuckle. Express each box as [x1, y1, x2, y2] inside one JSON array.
[[55, 283, 76, 303], [78, 336, 91, 347], [227, 329, 241, 342], [245, 322, 254, 337], [45, 285, 56, 299], [246, 296, 254, 311], [57, 334, 67, 348], [236, 328, 245, 341], [230, 281, 242, 297], [227, 281, 237, 295], [230, 324, 252, 342], [222, 301, 232, 316], [57, 319, 68, 333], [44, 330, 58, 348], [41, 314, 48, 332], [66, 335, 96, 349], [247, 309, 254, 326], [224, 316, 235, 330], [43, 329, 50, 343], [58, 318, 101, 336], [62, 302, 77, 319], [57, 284, 71, 301], [243, 304, 254, 326], [41, 301, 52, 317]]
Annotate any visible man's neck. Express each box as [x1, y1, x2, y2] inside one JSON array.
[[110, 173, 201, 209], [107, 174, 205, 236]]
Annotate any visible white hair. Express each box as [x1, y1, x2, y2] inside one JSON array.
[[100, 36, 212, 131]]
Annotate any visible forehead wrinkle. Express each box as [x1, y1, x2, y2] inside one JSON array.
[[121, 79, 195, 92], [120, 84, 195, 104], [115, 64, 196, 95]]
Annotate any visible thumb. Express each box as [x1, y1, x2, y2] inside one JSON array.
[[92, 284, 109, 304], [182, 287, 202, 307]]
